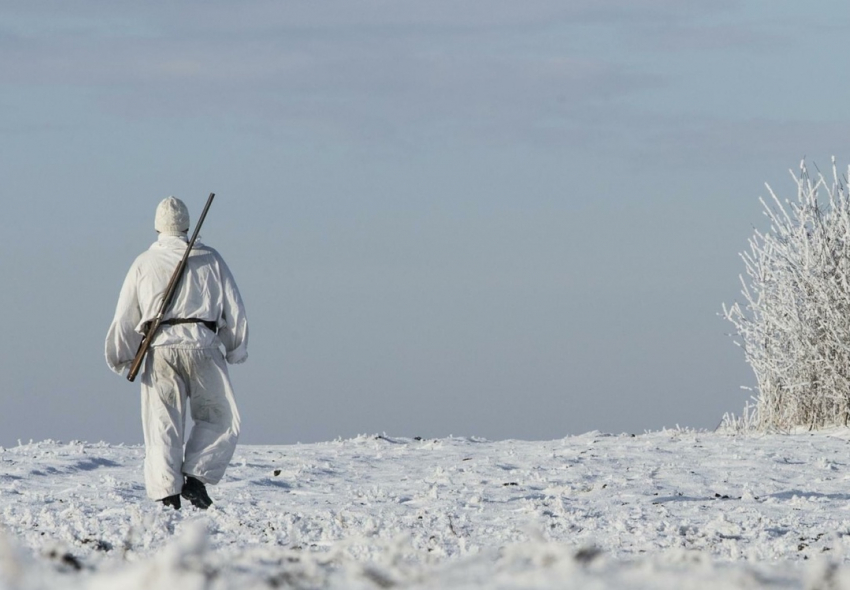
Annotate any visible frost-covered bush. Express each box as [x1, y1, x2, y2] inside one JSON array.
[[724, 159, 850, 431]]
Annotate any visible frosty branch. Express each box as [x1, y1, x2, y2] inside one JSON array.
[[724, 158, 850, 431]]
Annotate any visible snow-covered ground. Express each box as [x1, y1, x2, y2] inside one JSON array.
[[3, 429, 850, 588]]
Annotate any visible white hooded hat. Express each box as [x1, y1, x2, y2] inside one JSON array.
[[155, 196, 190, 234]]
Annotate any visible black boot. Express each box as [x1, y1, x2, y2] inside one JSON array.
[[181, 476, 213, 509], [161, 494, 181, 510]]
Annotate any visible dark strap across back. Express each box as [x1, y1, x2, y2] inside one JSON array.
[[161, 318, 217, 333]]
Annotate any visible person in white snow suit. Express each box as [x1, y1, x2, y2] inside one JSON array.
[[105, 196, 248, 510]]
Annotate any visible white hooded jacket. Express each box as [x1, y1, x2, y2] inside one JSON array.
[[105, 234, 248, 375]]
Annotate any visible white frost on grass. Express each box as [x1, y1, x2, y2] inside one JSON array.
[[3, 430, 850, 588]]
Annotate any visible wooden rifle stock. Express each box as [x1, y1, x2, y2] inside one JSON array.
[[126, 193, 216, 382]]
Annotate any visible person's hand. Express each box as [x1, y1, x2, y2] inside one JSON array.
[[226, 350, 248, 364]]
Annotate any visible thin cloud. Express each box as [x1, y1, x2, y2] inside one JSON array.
[[129, 0, 739, 67], [0, 1, 737, 38], [0, 0, 738, 148], [0, 10, 662, 147], [624, 23, 791, 54]]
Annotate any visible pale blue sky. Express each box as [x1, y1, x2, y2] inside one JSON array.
[[2, 1, 848, 445]]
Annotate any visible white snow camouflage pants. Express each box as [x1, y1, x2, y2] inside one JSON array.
[[140, 347, 241, 500]]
